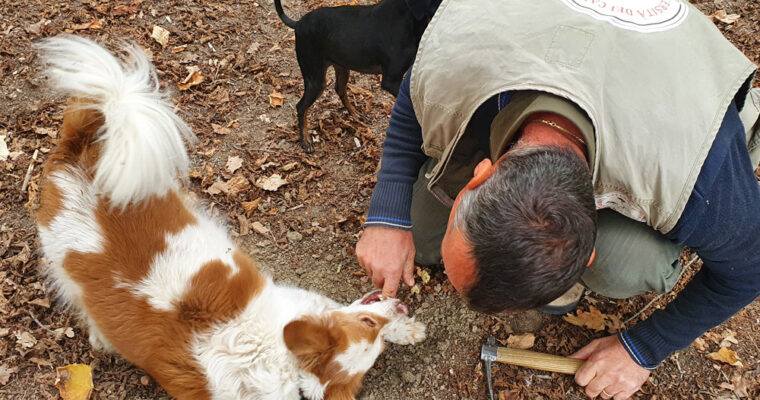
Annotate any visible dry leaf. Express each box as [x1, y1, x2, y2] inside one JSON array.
[[707, 347, 744, 368], [151, 25, 170, 47], [27, 19, 50, 35], [719, 329, 738, 348], [111, 3, 140, 16], [208, 87, 230, 104], [416, 267, 430, 284], [0, 364, 18, 386], [15, 331, 37, 349], [237, 214, 250, 236], [242, 198, 262, 217], [498, 390, 519, 400], [226, 156, 243, 174], [211, 123, 230, 135], [71, 19, 103, 31], [506, 333, 535, 350], [28, 297, 51, 308], [251, 221, 270, 235], [281, 162, 299, 172], [410, 284, 420, 295], [563, 306, 608, 331], [712, 10, 741, 24], [34, 126, 57, 138], [268, 91, 285, 108], [205, 181, 227, 195], [246, 42, 260, 54], [693, 337, 708, 353], [256, 174, 288, 191], [0, 135, 8, 161], [178, 67, 203, 91], [172, 44, 188, 53], [225, 176, 251, 196], [55, 364, 93, 400]]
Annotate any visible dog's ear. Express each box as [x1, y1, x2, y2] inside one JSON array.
[[283, 317, 340, 368]]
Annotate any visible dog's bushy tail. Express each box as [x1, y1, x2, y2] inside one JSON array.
[[37, 35, 195, 209], [274, 0, 298, 29]]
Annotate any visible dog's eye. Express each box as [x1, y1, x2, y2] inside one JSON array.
[[361, 317, 376, 328]]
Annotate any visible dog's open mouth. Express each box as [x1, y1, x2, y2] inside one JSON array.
[[360, 290, 383, 305]]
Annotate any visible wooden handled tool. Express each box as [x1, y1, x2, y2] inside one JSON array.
[[481, 337, 584, 400]]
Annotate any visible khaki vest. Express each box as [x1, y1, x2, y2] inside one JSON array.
[[410, 0, 757, 233]]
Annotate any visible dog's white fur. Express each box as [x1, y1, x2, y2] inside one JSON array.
[[36, 35, 425, 400]]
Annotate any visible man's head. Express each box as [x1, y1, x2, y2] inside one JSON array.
[[441, 146, 596, 313]]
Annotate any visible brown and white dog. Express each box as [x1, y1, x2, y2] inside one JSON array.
[[35, 35, 425, 400]]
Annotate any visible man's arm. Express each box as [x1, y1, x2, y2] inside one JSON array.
[[357, 69, 428, 297], [572, 101, 760, 399], [620, 100, 760, 367]]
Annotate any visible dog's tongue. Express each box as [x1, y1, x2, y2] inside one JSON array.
[[360, 290, 383, 305]]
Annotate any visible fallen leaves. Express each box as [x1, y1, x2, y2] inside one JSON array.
[[178, 66, 204, 91], [712, 10, 741, 24], [151, 25, 170, 47], [55, 364, 93, 400], [71, 19, 103, 31], [225, 156, 243, 174], [268, 90, 285, 108], [563, 306, 622, 332], [707, 347, 744, 368], [0, 364, 18, 386], [205, 176, 250, 196], [251, 221, 270, 235], [720, 373, 751, 398], [0, 135, 8, 161], [506, 333, 535, 350], [255, 174, 288, 191], [15, 331, 37, 349], [242, 198, 262, 217]]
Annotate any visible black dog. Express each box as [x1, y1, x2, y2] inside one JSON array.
[[274, 0, 428, 152]]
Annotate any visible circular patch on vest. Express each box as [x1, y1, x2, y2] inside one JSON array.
[[559, 0, 689, 33]]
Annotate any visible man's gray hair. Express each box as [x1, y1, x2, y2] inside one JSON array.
[[453, 146, 597, 313]]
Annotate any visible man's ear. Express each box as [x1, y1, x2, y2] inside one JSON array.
[[283, 318, 338, 366], [466, 158, 495, 190]]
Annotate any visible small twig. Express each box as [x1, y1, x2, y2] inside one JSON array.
[[27, 310, 55, 335], [287, 204, 304, 212], [623, 254, 700, 325], [20, 149, 39, 193]]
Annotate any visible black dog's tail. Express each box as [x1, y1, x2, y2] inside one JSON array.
[[274, 0, 298, 29]]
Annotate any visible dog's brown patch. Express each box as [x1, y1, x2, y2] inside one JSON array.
[[284, 311, 390, 399]]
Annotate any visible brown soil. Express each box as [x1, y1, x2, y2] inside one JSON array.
[[0, 0, 758, 399]]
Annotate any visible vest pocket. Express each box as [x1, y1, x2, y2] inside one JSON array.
[[546, 25, 594, 68]]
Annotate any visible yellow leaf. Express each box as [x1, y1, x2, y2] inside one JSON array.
[[55, 364, 93, 400], [151, 25, 170, 47], [416, 267, 430, 284], [707, 347, 744, 368], [71, 19, 103, 31], [269, 91, 285, 108]]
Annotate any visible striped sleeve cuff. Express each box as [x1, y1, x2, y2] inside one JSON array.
[[617, 331, 660, 370], [365, 181, 414, 231]]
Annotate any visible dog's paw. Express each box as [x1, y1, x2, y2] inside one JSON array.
[[299, 138, 315, 153], [383, 317, 426, 345], [88, 328, 114, 352]]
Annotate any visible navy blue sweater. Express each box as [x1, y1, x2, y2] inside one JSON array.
[[366, 71, 760, 368]]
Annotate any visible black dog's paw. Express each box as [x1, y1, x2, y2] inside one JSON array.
[[299, 138, 315, 153]]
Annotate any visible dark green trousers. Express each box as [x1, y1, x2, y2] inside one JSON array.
[[411, 159, 683, 299]]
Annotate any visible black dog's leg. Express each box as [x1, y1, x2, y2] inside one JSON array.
[[295, 51, 327, 152], [380, 63, 405, 97], [334, 65, 359, 118]]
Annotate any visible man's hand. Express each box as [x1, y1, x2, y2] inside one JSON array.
[[570, 336, 651, 399], [356, 226, 416, 298]]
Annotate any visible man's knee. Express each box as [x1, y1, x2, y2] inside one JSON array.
[[581, 209, 683, 299]]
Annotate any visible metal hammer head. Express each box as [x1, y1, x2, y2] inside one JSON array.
[[481, 336, 498, 400]]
